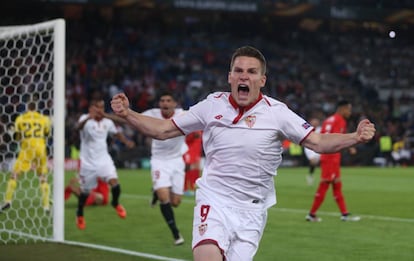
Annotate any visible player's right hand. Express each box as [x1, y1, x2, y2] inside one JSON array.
[[111, 93, 130, 118]]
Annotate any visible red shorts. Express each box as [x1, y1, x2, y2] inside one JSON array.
[[85, 179, 109, 206], [183, 152, 201, 165], [320, 159, 341, 181]]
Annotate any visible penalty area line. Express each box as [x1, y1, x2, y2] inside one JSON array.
[[64, 240, 189, 261]]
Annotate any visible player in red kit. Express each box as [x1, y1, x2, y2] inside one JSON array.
[[306, 100, 360, 222], [183, 130, 203, 196], [65, 177, 109, 206]]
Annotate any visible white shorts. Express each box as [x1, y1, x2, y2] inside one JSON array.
[[192, 190, 268, 261], [150, 157, 185, 195], [79, 162, 117, 192]]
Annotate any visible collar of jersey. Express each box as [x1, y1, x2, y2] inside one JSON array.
[[229, 92, 263, 112], [229, 93, 263, 124]]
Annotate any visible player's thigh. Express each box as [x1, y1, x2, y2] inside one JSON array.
[[12, 150, 31, 173], [226, 209, 267, 261], [35, 147, 48, 175], [171, 165, 185, 195], [79, 168, 98, 192], [192, 201, 230, 254], [97, 162, 118, 183]]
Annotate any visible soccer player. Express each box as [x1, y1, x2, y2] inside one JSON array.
[[143, 91, 187, 245], [75, 98, 135, 230], [183, 130, 203, 196], [306, 100, 361, 222], [303, 117, 321, 185], [111, 46, 376, 261], [1, 102, 51, 213], [65, 177, 109, 206]]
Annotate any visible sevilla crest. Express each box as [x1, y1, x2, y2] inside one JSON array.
[[245, 115, 256, 128], [198, 223, 208, 236]]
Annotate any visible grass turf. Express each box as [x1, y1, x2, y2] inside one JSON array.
[[1, 166, 413, 260]]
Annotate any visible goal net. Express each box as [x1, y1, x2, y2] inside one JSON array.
[[0, 19, 65, 243]]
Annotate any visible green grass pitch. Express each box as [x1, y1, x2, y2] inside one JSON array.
[[1, 166, 413, 260]]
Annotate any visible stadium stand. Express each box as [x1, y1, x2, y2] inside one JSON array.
[[1, 1, 413, 167]]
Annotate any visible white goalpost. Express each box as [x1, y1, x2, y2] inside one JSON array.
[[0, 19, 65, 243]]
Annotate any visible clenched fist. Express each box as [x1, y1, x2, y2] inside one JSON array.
[[111, 93, 130, 118], [356, 119, 376, 143]]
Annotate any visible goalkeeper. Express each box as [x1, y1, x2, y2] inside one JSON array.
[[1, 102, 51, 213]]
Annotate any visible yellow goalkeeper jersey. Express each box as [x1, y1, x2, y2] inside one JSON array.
[[14, 111, 51, 150]]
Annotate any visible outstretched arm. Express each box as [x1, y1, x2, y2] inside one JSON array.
[[110, 93, 183, 140], [302, 119, 376, 153]]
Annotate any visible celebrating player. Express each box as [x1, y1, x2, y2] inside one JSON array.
[[111, 46, 376, 261], [1, 102, 51, 213], [75, 98, 135, 230], [143, 91, 186, 245]]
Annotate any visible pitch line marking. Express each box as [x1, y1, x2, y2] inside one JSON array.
[[64, 240, 189, 261], [123, 194, 414, 223]]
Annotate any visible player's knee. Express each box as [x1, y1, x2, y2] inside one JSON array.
[[94, 193, 104, 205]]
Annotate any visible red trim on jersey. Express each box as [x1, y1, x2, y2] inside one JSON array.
[[214, 92, 226, 98], [193, 239, 225, 260], [229, 93, 263, 124], [299, 127, 315, 145], [232, 107, 245, 124], [171, 119, 186, 135], [262, 96, 272, 106]]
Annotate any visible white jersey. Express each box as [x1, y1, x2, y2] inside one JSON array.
[[304, 126, 321, 160], [78, 114, 118, 169], [173, 92, 313, 209], [142, 108, 187, 160]]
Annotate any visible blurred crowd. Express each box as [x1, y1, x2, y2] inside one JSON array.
[[1, 5, 411, 167], [62, 9, 413, 167]]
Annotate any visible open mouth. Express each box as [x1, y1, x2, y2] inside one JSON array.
[[238, 84, 249, 93]]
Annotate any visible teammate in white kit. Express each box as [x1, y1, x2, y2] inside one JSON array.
[[110, 46, 376, 261], [143, 91, 187, 245], [75, 98, 134, 230]]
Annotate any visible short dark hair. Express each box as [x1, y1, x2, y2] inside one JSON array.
[[230, 46, 267, 75], [336, 100, 351, 109], [90, 98, 104, 107], [157, 90, 176, 101]]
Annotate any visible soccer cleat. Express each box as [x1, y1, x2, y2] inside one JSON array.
[[115, 204, 127, 219], [305, 214, 322, 222], [64, 186, 72, 200], [77, 216, 86, 230], [44, 207, 51, 215], [0, 202, 11, 213], [306, 175, 314, 186], [174, 234, 184, 246], [341, 213, 361, 222]]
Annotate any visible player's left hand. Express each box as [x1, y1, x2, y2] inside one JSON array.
[[111, 93, 130, 118], [356, 119, 376, 143]]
